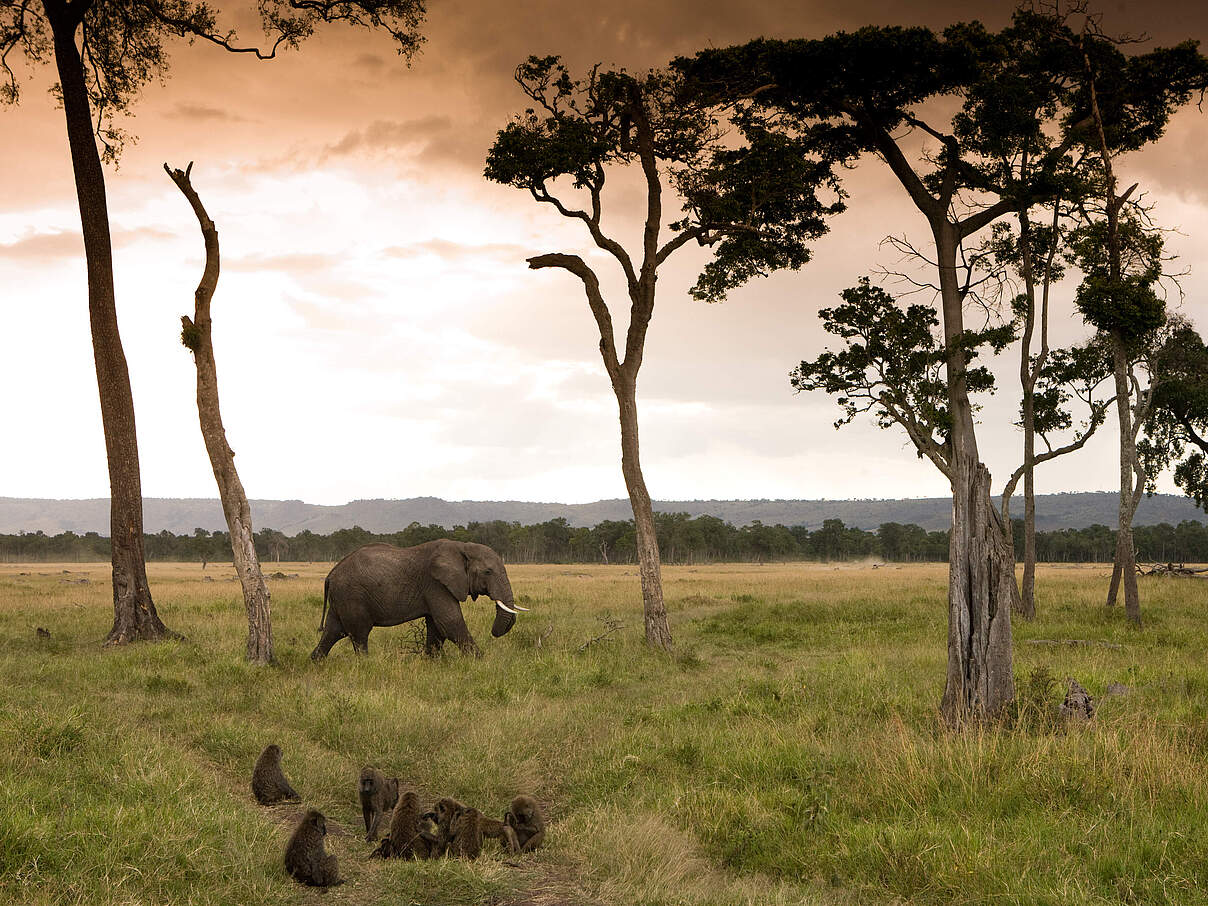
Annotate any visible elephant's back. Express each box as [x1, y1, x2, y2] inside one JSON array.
[[326, 543, 425, 600]]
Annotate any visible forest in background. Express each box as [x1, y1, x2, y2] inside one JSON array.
[[5, 513, 1208, 566]]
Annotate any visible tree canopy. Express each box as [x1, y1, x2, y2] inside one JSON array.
[[484, 54, 846, 303]]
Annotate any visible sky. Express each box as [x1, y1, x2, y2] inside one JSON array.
[[1, 0, 1206, 508]]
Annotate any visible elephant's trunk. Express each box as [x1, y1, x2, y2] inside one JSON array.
[[490, 601, 516, 637]]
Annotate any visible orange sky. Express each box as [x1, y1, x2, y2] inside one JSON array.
[[1, 1, 1206, 507]]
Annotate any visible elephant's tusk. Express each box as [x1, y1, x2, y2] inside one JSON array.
[[495, 600, 519, 614], [512, 604, 530, 611]]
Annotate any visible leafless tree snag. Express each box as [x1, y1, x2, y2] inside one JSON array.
[[165, 161, 274, 665]]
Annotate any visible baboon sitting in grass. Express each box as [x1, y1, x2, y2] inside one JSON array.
[[505, 794, 546, 851], [433, 796, 464, 855], [251, 744, 300, 805], [371, 790, 439, 859], [447, 804, 486, 859], [284, 810, 343, 887]]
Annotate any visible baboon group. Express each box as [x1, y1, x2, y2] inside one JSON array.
[[252, 743, 545, 888]]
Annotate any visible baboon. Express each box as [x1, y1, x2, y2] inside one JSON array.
[[505, 795, 546, 852], [370, 790, 439, 859], [359, 766, 400, 841], [433, 796, 465, 855], [284, 809, 343, 887], [36, 627, 50, 640], [251, 744, 300, 805], [447, 805, 485, 859]]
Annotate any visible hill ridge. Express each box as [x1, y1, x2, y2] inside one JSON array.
[[1, 492, 1205, 535]]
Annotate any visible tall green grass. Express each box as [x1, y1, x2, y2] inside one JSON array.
[[1, 561, 1206, 904]]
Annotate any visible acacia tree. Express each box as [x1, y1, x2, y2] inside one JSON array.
[[985, 211, 1112, 619], [680, 9, 1206, 723], [165, 162, 275, 664], [793, 276, 1109, 539], [1140, 322, 1208, 512], [485, 57, 843, 649], [0, 0, 426, 645], [1062, 16, 1206, 625]]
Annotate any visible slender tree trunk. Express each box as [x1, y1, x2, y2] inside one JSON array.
[[613, 375, 672, 651], [166, 164, 274, 663], [1107, 331, 1141, 625], [1022, 461, 1038, 616], [47, 5, 171, 645], [1082, 33, 1141, 626], [934, 223, 1015, 727]]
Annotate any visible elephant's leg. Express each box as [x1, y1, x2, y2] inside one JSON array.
[[350, 627, 370, 656], [425, 590, 482, 658], [311, 617, 347, 660], [423, 616, 445, 657]]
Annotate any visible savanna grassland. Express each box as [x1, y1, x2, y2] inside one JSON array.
[[2, 561, 1208, 906]]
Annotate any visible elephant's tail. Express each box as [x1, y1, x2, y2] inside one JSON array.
[[318, 576, 330, 633]]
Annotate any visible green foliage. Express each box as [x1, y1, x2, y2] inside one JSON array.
[[484, 54, 845, 303], [179, 316, 202, 352], [1141, 320, 1208, 511], [1029, 335, 1113, 436], [790, 278, 1011, 472]]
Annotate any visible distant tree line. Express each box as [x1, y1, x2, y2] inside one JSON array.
[[4, 515, 1207, 566]]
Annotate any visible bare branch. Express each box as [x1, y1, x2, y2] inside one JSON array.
[[527, 253, 621, 380]]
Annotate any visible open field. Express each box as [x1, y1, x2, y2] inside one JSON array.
[[2, 561, 1208, 905]]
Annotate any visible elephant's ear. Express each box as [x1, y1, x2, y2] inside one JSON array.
[[431, 543, 470, 601]]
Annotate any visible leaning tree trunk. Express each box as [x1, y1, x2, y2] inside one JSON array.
[[48, 6, 171, 645], [935, 224, 1014, 727], [614, 376, 672, 651], [165, 163, 274, 664]]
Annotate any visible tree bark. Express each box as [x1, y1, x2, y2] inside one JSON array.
[[613, 375, 671, 651], [47, 2, 171, 645], [934, 222, 1015, 727], [166, 163, 274, 663]]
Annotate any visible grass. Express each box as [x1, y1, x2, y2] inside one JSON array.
[[2, 560, 1207, 905]]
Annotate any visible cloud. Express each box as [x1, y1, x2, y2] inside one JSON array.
[[224, 251, 345, 275], [323, 116, 454, 158], [164, 103, 248, 123], [384, 238, 532, 264], [352, 53, 387, 72], [0, 226, 173, 262]]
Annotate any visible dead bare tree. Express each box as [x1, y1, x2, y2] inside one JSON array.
[[165, 162, 274, 664]]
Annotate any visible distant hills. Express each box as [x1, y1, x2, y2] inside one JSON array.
[[1, 492, 1206, 535]]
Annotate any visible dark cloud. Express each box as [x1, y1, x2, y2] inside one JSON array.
[[352, 53, 387, 72]]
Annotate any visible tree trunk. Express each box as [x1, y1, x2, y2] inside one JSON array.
[[48, 7, 171, 645], [166, 163, 274, 663], [935, 223, 1014, 727], [942, 456, 1017, 727], [614, 377, 672, 651], [1108, 330, 1141, 625], [1022, 461, 1038, 618]]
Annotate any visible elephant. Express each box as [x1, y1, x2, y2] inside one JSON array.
[[311, 539, 527, 660]]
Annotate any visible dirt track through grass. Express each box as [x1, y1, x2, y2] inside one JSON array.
[[2, 561, 1207, 905]]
